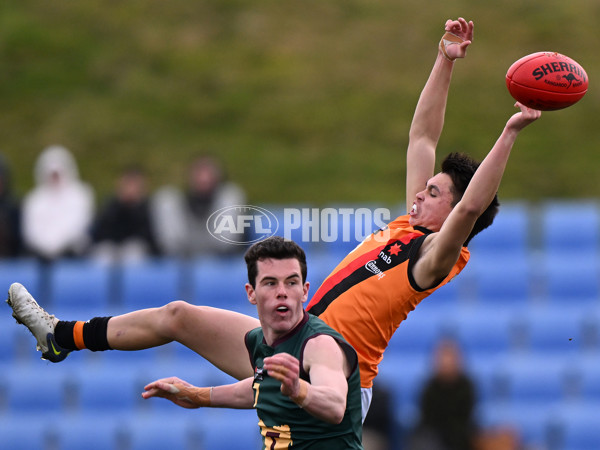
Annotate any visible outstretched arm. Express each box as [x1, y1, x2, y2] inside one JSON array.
[[263, 335, 351, 424], [406, 18, 474, 212], [142, 376, 255, 409], [414, 103, 542, 287]]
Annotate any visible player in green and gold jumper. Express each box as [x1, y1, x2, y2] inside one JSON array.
[[142, 237, 363, 449]]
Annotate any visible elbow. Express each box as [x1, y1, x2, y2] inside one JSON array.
[[456, 202, 482, 221], [332, 412, 345, 425], [325, 414, 344, 425], [325, 405, 346, 425]]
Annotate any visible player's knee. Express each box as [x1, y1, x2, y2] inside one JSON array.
[[161, 300, 195, 333]]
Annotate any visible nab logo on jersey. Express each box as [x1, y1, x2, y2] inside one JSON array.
[[379, 251, 392, 264], [208, 205, 279, 245]]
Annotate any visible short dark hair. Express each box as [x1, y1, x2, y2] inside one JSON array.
[[441, 152, 500, 246], [244, 236, 307, 288]]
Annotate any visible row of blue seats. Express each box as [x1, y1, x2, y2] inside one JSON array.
[[0, 357, 236, 414], [4, 350, 600, 416], [3, 402, 597, 450], [1, 248, 599, 317], [0, 410, 262, 450], [2, 403, 598, 450], [479, 400, 600, 450], [389, 300, 600, 358]]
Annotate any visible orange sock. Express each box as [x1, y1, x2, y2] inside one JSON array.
[[73, 321, 86, 350]]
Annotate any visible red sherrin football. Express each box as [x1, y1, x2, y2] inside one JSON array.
[[506, 52, 588, 111]]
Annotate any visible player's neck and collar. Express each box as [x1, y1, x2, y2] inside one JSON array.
[[262, 311, 309, 348]]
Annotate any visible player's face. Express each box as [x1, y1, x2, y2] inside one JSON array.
[[408, 172, 456, 232], [246, 258, 309, 345]]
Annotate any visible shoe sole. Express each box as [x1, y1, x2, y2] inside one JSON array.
[[6, 291, 70, 363]]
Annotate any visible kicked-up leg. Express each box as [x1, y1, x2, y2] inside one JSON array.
[[7, 282, 259, 380], [108, 301, 259, 380]]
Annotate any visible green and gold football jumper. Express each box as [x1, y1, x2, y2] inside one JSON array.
[[245, 311, 363, 449]]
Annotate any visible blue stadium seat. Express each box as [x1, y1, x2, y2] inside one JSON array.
[[190, 255, 253, 313], [451, 306, 516, 358], [126, 415, 195, 450], [120, 258, 181, 309], [498, 355, 568, 403], [386, 306, 451, 358], [571, 355, 600, 401], [0, 258, 42, 301], [56, 414, 123, 450], [479, 401, 555, 448], [468, 254, 532, 305], [555, 402, 600, 450], [199, 409, 262, 450], [73, 365, 140, 413], [48, 259, 113, 314], [467, 353, 506, 404], [521, 306, 584, 354], [426, 276, 462, 305], [0, 414, 52, 450], [0, 314, 20, 362], [540, 200, 600, 257], [6, 368, 67, 413], [539, 252, 599, 304], [468, 201, 530, 258]]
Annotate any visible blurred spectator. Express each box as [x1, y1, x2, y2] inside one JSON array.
[[22, 145, 94, 262], [0, 153, 23, 257], [151, 154, 247, 257], [90, 165, 161, 264], [407, 338, 478, 450]]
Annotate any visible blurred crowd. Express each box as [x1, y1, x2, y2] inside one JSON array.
[[0, 145, 247, 264]]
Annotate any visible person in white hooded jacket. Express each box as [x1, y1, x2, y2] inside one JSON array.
[[22, 145, 94, 261]]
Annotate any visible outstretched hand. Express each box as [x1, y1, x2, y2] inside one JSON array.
[[443, 17, 474, 60], [506, 102, 542, 131], [142, 376, 204, 409]]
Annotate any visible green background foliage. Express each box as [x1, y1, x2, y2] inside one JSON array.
[[2, 0, 599, 205]]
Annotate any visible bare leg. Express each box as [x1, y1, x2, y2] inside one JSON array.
[[107, 302, 259, 380]]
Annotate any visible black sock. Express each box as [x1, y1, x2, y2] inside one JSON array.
[[54, 317, 113, 351], [55, 321, 77, 350], [83, 317, 113, 351]]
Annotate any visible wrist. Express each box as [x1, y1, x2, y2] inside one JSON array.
[[188, 386, 212, 407], [290, 379, 310, 408], [439, 31, 463, 62]]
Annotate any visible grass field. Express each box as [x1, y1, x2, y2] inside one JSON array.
[[2, 0, 599, 204]]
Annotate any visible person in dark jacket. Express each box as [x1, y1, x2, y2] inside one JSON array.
[[408, 338, 478, 450], [0, 153, 23, 258], [91, 165, 160, 263]]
